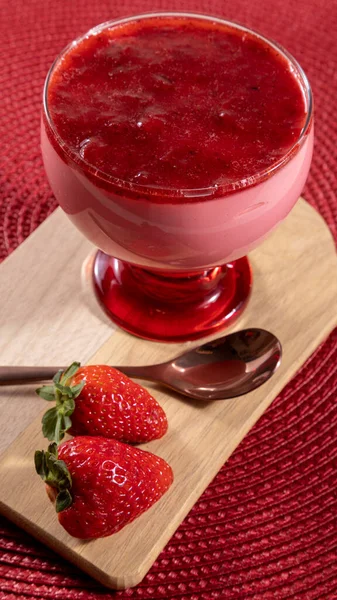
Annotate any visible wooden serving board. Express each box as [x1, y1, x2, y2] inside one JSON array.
[[0, 199, 336, 590]]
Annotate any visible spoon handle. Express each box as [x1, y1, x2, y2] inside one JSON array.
[[0, 365, 158, 386], [0, 366, 63, 386]]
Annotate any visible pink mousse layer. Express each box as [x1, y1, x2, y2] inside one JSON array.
[[41, 123, 313, 271]]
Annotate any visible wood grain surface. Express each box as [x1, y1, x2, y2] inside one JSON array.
[[0, 199, 336, 589]]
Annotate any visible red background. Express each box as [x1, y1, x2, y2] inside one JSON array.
[[0, 1, 336, 598]]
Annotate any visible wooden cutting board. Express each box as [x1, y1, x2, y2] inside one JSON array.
[[0, 199, 336, 590]]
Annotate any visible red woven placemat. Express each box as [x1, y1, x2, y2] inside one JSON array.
[[1, 0, 336, 598]]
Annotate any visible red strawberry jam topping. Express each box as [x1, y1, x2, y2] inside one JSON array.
[[46, 15, 307, 192]]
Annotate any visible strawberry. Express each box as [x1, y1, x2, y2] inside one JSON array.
[[37, 362, 168, 444], [35, 436, 173, 539]]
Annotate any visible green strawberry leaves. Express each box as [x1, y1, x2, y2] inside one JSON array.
[[55, 489, 73, 513], [42, 402, 73, 443], [34, 443, 72, 513], [36, 385, 55, 401], [60, 362, 82, 383], [37, 362, 85, 443], [35, 366, 82, 514], [52, 369, 63, 385]]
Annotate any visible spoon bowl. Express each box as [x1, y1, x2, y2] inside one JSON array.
[[140, 328, 282, 400], [0, 328, 281, 400]]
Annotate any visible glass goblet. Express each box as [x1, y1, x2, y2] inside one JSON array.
[[41, 13, 313, 342]]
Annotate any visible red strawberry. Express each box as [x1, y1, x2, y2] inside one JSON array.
[[35, 436, 173, 539], [37, 362, 168, 444]]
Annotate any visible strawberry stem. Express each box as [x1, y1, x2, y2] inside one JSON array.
[[34, 443, 73, 512], [36, 362, 85, 443]]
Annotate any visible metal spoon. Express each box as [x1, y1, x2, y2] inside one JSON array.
[[0, 329, 281, 400]]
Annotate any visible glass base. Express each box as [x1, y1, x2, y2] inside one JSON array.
[[93, 251, 252, 342]]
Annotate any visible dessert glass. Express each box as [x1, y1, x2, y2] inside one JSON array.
[[41, 12, 314, 342]]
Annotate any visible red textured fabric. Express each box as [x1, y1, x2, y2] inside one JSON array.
[[1, 0, 337, 598]]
